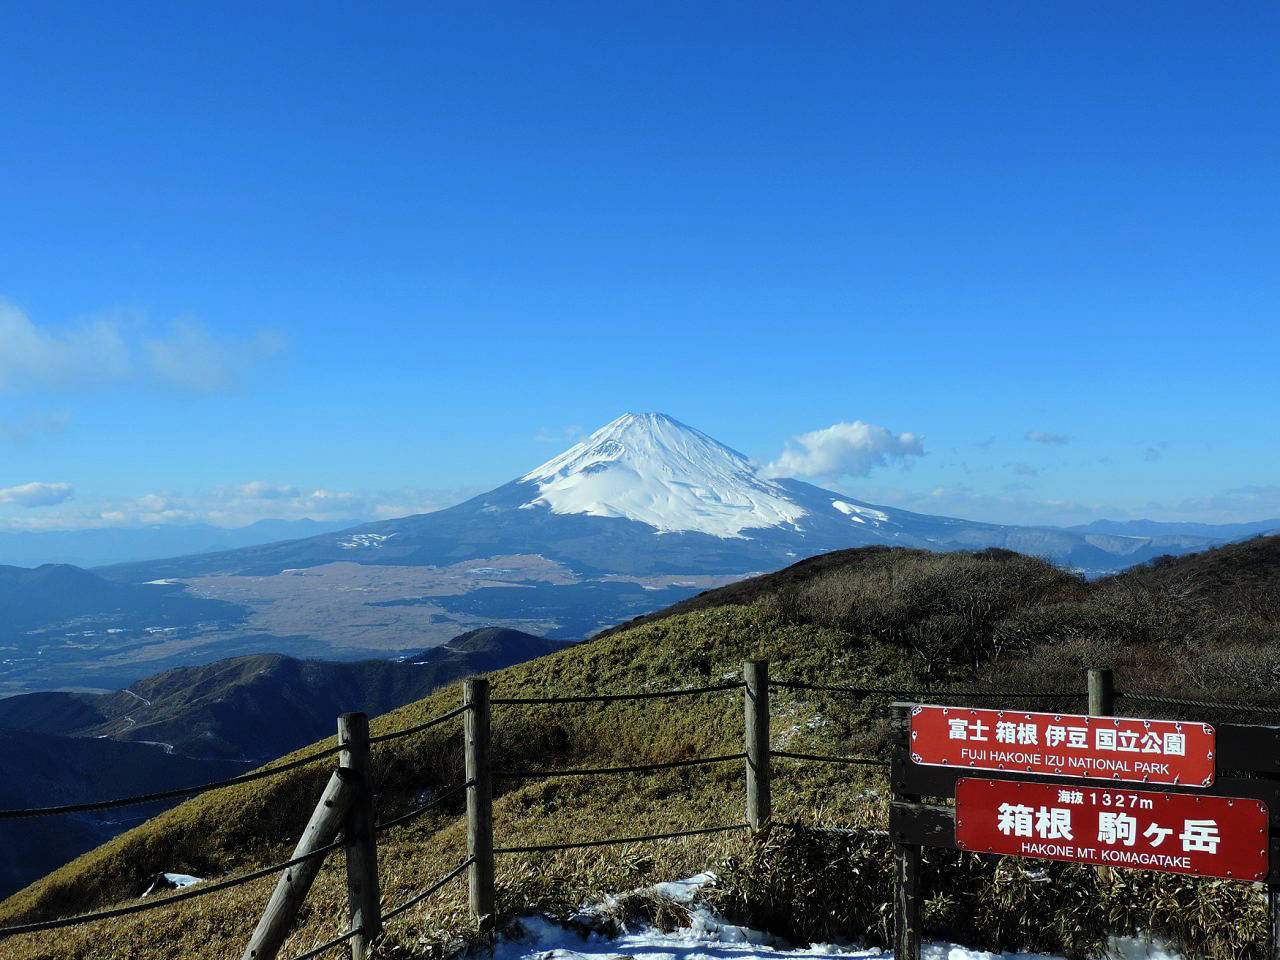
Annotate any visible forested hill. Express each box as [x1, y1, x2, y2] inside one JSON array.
[[0, 627, 566, 763]]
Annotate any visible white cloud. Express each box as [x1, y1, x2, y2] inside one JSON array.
[[216, 481, 302, 501], [0, 301, 285, 393], [0, 481, 487, 531], [764, 420, 924, 480], [0, 481, 75, 507], [144, 318, 286, 392], [1025, 430, 1070, 445], [533, 425, 586, 444], [0, 302, 131, 389]]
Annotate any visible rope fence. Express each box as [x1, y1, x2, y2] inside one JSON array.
[[490, 680, 744, 705], [6, 664, 1278, 957], [0, 836, 345, 938], [0, 743, 345, 820], [7, 675, 1258, 822], [286, 857, 475, 959], [769, 678, 1080, 701], [498, 753, 746, 779], [375, 780, 472, 834], [493, 821, 750, 855], [369, 702, 471, 744], [381, 857, 474, 923], [1119, 691, 1280, 716], [288, 925, 363, 960], [772, 749, 890, 768]]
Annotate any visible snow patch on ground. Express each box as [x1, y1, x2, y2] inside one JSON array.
[[489, 874, 1182, 960], [521, 413, 807, 539], [140, 873, 203, 897]]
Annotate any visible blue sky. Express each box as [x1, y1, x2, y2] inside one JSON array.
[[1, 2, 1277, 530]]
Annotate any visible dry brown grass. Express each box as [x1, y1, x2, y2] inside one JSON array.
[[4, 541, 1278, 959]]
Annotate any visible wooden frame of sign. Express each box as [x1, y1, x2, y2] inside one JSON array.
[[887, 702, 1280, 960]]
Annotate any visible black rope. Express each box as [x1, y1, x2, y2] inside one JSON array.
[[770, 679, 1078, 701], [0, 701, 472, 820], [498, 753, 746, 779], [369, 703, 471, 744], [289, 925, 363, 960], [1119, 692, 1280, 716], [382, 858, 474, 922], [774, 821, 890, 838], [772, 749, 889, 767], [0, 836, 345, 938], [494, 821, 749, 854], [0, 744, 344, 820], [375, 781, 472, 834], [491, 680, 743, 705]]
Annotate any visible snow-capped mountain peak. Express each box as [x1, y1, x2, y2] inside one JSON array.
[[520, 412, 808, 538]]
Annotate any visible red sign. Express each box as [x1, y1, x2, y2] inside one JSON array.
[[910, 705, 1215, 786], [954, 778, 1268, 880]]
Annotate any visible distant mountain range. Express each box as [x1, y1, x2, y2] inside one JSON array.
[[0, 563, 248, 693], [2, 413, 1275, 696], [100, 413, 1280, 582], [0, 626, 565, 897], [1066, 518, 1280, 539], [0, 518, 361, 568]]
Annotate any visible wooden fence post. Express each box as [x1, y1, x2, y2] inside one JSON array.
[[242, 767, 357, 960], [1088, 667, 1115, 718], [891, 703, 921, 960], [744, 659, 771, 831], [1088, 668, 1115, 883], [465, 677, 495, 925], [339, 712, 381, 959]]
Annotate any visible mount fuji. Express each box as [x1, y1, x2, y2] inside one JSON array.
[[10, 412, 1269, 692], [104, 413, 1247, 582]]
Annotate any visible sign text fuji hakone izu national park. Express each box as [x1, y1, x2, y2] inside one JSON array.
[[954, 778, 1268, 880], [909, 705, 1215, 786]]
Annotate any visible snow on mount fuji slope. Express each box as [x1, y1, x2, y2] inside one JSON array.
[[520, 413, 807, 538]]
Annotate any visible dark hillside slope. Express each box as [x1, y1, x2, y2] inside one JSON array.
[[0, 564, 244, 645], [3, 540, 1278, 960], [0, 628, 563, 902], [0, 628, 565, 763], [0, 731, 248, 898], [1124, 534, 1280, 597]]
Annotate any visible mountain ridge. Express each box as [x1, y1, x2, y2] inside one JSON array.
[[0, 626, 566, 762]]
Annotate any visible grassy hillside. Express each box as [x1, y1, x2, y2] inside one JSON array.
[[2, 540, 1277, 959]]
